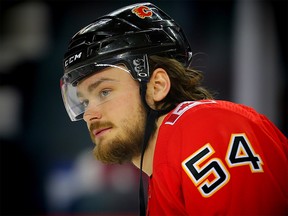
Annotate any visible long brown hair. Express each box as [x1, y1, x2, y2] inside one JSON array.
[[149, 55, 214, 110]]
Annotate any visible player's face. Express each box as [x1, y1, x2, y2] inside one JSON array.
[[77, 66, 146, 164]]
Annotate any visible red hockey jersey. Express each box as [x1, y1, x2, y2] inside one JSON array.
[[147, 100, 288, 215]]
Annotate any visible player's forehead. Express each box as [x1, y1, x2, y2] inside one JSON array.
[[76, 65, 134, 94]]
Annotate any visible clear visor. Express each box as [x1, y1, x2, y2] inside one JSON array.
[[60, 63, 131, 121]]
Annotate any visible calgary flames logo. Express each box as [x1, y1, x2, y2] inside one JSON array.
[[132, 5, 153, 19]]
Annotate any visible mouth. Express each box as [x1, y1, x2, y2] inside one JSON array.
[[93, 127, 112, 138]]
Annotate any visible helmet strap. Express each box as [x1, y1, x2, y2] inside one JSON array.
[[138, 81, 174, 216], [139, 81, 157, 216]]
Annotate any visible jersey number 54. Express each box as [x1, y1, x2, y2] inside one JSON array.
[[182, 133, 263, 197]]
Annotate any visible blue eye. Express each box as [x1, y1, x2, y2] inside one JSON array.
[[100, 89, 111, 98]]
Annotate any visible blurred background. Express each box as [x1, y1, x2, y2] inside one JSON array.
[[0, 0, 287, 215]]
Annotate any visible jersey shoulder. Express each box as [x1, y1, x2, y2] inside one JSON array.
[[163, 100, 260, 126]]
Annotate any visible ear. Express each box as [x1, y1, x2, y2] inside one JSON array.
[[147, 68, 171, 102]]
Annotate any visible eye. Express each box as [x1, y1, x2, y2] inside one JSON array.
[[100, 89, 111, 98]]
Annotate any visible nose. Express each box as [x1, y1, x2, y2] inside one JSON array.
[[83, 103, 102, 123]]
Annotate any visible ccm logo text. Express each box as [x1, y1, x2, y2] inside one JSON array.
[[65, 52, 82, 67]]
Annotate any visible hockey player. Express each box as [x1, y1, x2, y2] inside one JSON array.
[[60, 3, 288, 215]]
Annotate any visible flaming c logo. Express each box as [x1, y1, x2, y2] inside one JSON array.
[[132, 5, 153, 19]]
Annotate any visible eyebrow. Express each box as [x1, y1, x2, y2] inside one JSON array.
[[77, 78, 117, 98]]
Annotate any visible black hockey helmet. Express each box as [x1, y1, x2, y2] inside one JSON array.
[[61, 2, 192, 121]]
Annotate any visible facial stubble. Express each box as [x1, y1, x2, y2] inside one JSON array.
[[90, 105, 147, 164]]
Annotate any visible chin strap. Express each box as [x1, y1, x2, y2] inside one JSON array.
[[139, 108, 158, 216], [139, 82, 174, 216]]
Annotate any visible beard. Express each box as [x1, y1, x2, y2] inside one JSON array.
[[89, 105, 147, 164]]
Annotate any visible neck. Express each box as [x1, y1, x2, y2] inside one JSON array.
[[132, 114, 167, 176]]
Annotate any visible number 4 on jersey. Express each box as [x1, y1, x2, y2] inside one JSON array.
[[226, 133, 263, 172]]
